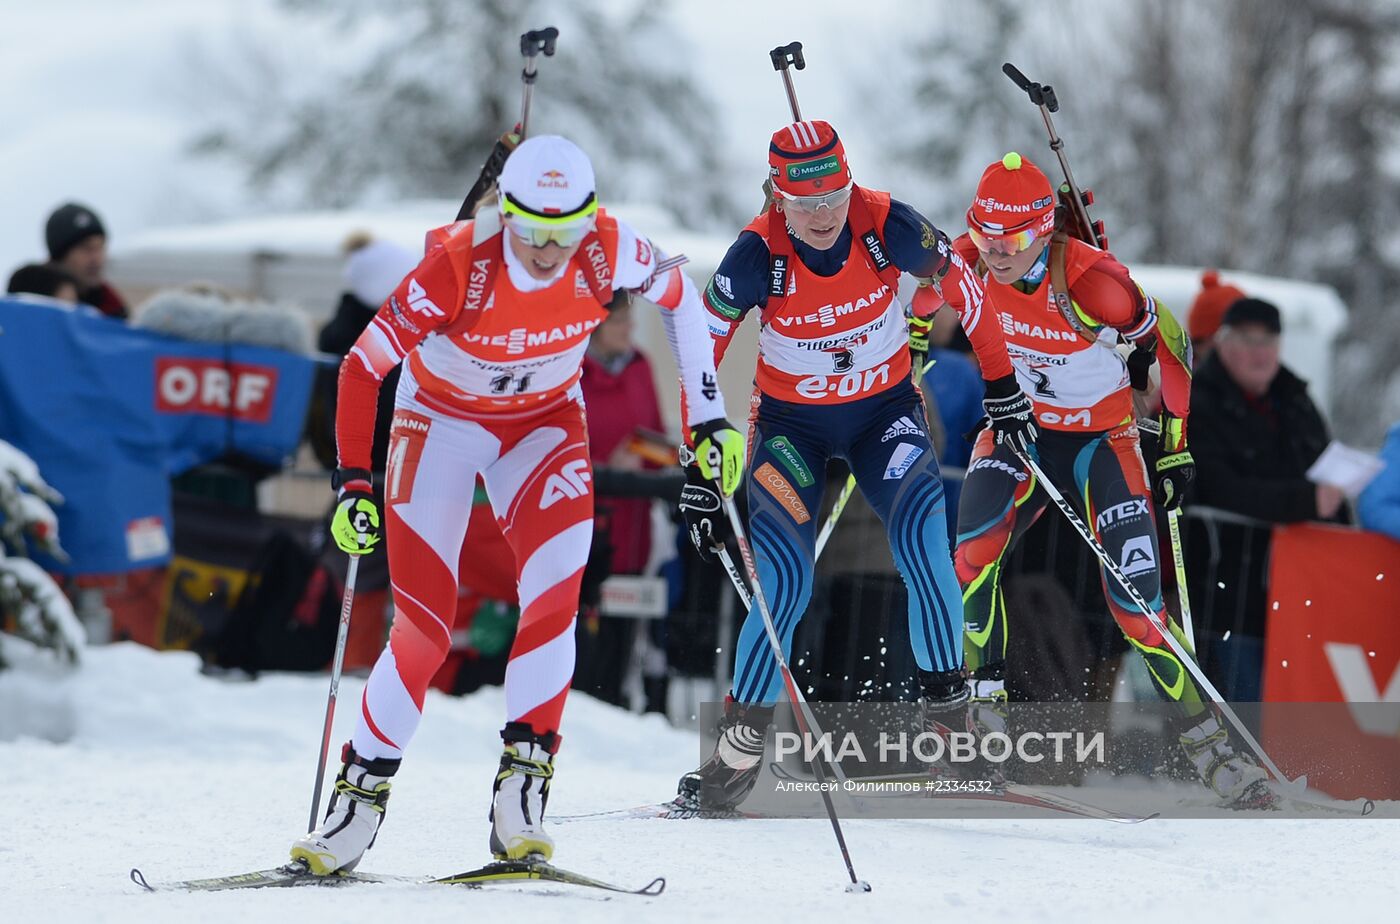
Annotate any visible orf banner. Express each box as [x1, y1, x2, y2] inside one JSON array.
[[1263, 522, 1400, 799], [0, 298, 317, 575]]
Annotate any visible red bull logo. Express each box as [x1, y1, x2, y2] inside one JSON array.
[[537, 169, 569, 188]]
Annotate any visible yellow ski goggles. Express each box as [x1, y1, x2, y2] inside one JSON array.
[[500, 193, 598, 248]]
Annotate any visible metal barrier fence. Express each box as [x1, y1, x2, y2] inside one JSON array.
[[663, 464, 1279, 705]]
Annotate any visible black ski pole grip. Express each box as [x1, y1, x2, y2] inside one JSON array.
[[1002, 62, 1032, 90], [770, 41, 805, 71], [521, 26, 559, 57]]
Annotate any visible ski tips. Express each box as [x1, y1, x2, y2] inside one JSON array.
[[130, 868, 154, 892], [641, 877, 667, 895]]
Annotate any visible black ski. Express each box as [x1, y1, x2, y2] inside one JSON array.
[[131, 859, 664, 895], [553, 799, 757, 822], [129, 864, 406, 892]]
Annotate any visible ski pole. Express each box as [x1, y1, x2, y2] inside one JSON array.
[[455, 26, 560, 221], [1011, 449, 1304, 791], [1001, 63, 1104, 250], [307, 553, 361, 833], [1167, 509, 1196, 649], [769, 41, 806, 121], [719, 495, 870, 892], [712, 543, 853, 792], [517, 26, 559, 140], [1135, 416, 1197, 652]]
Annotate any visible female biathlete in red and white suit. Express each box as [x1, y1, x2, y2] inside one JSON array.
[[292, 136, 744, 874], [945, 153, 1272, 807]]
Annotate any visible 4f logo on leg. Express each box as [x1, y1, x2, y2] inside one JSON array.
[[540, 459, 592, 509]]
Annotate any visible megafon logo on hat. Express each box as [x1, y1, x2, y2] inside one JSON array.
[[786, 155, 841, 182], [537, 170, 569, 189]]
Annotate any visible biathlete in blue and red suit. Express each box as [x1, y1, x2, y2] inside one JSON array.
[[674, 121, 1037, 810]]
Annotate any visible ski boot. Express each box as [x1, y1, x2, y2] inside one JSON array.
[[489, 724, 559, 861], [676, 698, 774, 811], [1178, 714, 1276, 808], [919, 667, 973, 779], [290, 744, 399, 875], [919, 666, 1007, 787]]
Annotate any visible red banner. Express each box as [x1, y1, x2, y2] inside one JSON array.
[[1263, 522, 1400, 798], [154, 357, 279, 423]]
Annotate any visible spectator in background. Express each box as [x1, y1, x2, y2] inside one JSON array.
[[1186, 269, 1246, 367], [1191, 297, 1343, 524], [7, 263, 80, 305], [45, 202, 127, 319], [1188, 296, 1341, 701], [574, 292, 667, 707], [1359, 422, 1400, 543], [308, 233, 418, 473]]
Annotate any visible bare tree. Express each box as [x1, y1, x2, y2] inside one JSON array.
[[884, 0, 1400, 445], [193, 0, 740, 226]]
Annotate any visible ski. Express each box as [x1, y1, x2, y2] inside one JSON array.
[[129, 864, 408, 893], [130, 859, 664, 895], [433, 858, 665, 894], [554, 800, 757, 822], [1246, 784, 1376, 817], [767, 763, 1157, 824]]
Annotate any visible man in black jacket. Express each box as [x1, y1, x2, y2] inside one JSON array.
[[1191, 297, 1343, 524], [1186, 296, 1343, 699]]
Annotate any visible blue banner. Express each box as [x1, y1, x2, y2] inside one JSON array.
[[0, 298, 318, 575]]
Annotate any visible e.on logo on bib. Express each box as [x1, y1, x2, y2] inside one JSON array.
[[155, 358, 279, 423]]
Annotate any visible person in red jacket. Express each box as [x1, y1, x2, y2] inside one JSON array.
[[946, 152, 1273, 807], [675, 121, 1036, 810], [574, 296, 668, 704], [292, 135, 744, 875]]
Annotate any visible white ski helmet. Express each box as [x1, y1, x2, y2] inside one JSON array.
[[497, 135, 598, 222]]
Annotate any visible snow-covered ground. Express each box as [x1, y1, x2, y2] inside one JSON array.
[[6, 642, 1398, 922]]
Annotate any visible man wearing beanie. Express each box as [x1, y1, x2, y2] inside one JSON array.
[[675, 120, 1035, 811], [44, 202, 127, 319], [943, 152, 1277, 808], [1188, 297, 1342, 699]]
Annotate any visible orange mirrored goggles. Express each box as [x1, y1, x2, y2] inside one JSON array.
[[967, 223, 1042, 257]]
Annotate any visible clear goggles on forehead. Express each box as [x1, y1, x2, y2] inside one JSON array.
[[500, 194, 598, 248], [967, 222, 1042, 258], [775, 181, 854, 214]]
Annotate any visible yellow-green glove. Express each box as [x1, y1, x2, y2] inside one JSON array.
[[1153, 413, 1194, 510], [330, 468, 382, 555], [688, 418, 746, 498], [908, 312, 934, 355]]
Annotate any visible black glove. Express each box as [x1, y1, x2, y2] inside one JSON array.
[[1153, 412, 1194, 510], [678, 463, 730, 562], [1127, 340, 1157, 392], [982, 374, 1038, 456]]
